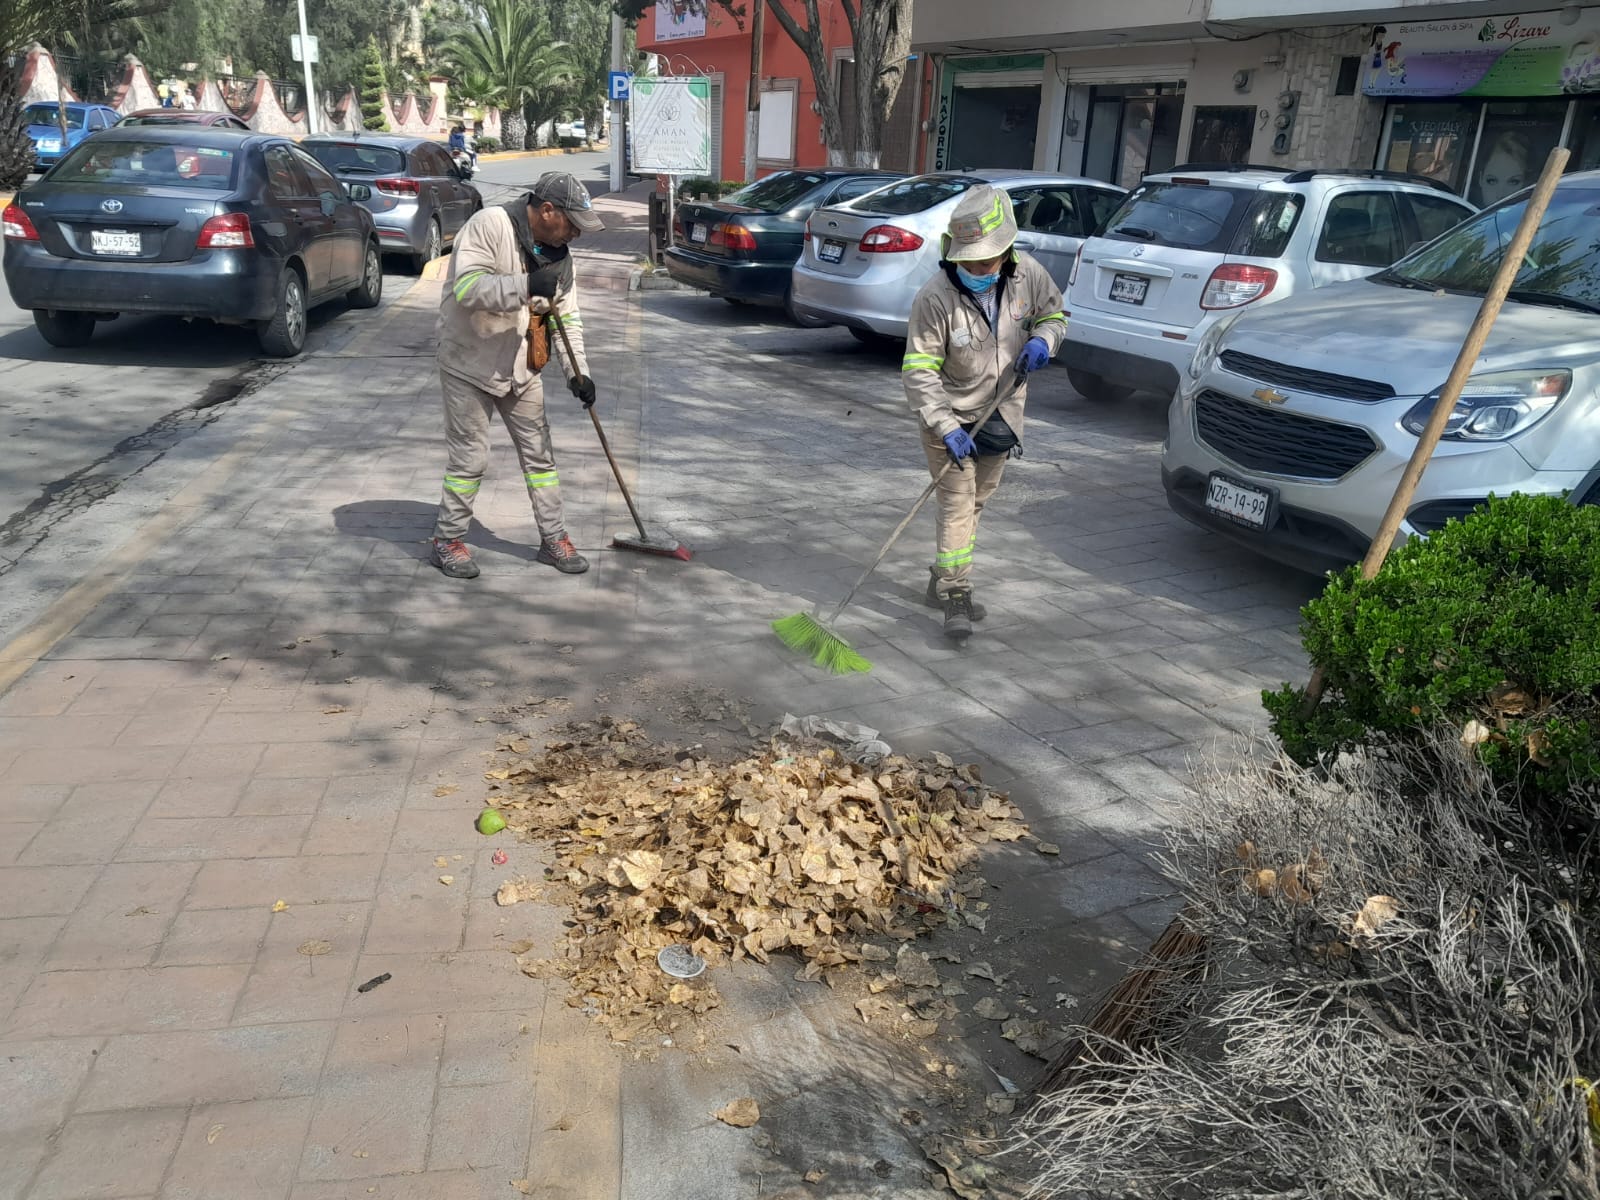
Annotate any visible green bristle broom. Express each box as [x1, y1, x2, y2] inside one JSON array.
[[773, 369, 1024, 674]]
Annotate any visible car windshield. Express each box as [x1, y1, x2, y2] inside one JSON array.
[[1381, 185, 1600, 313], [1100, 181, 1257, 253], [849, 175, 977, 216], [51, 138, 238, 190], [306, 142, 406, 175], [722, 172, 826, 212], [24, 104, 84, 129]]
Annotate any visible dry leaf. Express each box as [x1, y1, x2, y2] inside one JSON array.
[[496, 879, 539, 907], [510, 1181, 532, 1195], [1350, 895, 1400, 945], [1527, 729, 1552, 766], [1245, 868, 1277, 897], [972, 997, 1009, 1021], [1035, 842, 1060, 856], [803, 1168, 826, 1184], [271, 900, 288, 913], [714, 1098, 761, 1127], [434, 784, 459, 798], [438, 875, 454, 886], [434, 856, 450, 869], [322, 706, 347, 716], [297, 939, 333, 957], [1461, 719, 1493, 747], [206, 1123, 224, 1144]]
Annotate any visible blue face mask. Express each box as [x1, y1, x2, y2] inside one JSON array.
[[957, 265, 1000, 293]]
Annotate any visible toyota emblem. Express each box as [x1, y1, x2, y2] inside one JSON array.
[[101, 199, 124, 214]]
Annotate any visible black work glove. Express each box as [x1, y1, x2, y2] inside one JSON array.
[[569, 374, 597, 409]]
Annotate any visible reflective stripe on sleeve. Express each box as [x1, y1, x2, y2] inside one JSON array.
[[902, 353, 945, 372]]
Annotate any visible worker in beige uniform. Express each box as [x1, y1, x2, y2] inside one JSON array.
[[429, 172, 603, 579], [901, 185, 1068, 639]]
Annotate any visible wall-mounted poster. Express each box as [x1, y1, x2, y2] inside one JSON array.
[[655, 0, 706, 42]]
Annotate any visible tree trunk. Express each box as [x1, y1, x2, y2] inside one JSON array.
[[502, 110, 527, 151]]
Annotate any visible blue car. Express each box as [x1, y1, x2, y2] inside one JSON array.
[[22, 102, 121, 169]]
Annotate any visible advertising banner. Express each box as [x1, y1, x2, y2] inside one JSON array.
[[654, 0, 706, 42], [1364, 9, 1600, 97], [629, 76, 711, 174]]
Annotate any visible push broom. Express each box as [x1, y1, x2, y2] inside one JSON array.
[[1037, 146, 1572, 1095], [549, 301, 691, 561], [773, 366, 1025, 674]]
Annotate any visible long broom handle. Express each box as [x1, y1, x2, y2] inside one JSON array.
[[547, 300, 651, 543], [820, 368, 1025, 626], [1301, 146, 1570, 713]]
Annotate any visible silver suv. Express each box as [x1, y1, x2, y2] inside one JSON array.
[[1162, 169, 1600, 576], [1062, 166, 1475, 402]]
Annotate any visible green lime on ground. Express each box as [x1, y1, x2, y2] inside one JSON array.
[[476, 808, 507, 836]]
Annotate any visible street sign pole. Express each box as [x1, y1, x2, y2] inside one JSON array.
[[609, 13, 626, 187], [296, 0, 318, 135]]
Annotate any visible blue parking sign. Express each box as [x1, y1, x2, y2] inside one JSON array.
[[608, 71, 632, 102]]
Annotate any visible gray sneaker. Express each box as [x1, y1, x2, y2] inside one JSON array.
[[925, 568, 985, 620], [536, 534, 589, 574], [942, 589, 975, 641], [431, 537, 480, 579]]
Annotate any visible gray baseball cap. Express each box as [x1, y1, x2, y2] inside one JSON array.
[[530, 172, 604, 234]]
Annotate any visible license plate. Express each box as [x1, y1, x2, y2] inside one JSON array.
[[1109, 273, 1148, 305], [819, 238, 846, 264], [1205, 474, 1272, 529], [690, 223, 707, 243], [91, 230, 141, 256], [37, 138, 61, 153]]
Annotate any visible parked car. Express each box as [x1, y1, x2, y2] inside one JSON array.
[[666, 169, 902, 318], [3, 127, 382, 357], [1062, 166, 1476, 402], [1162, 169, 1600, 576], [118, 108, 251, 130], [302, 133, 481, 272], [21, 101, 121, 170], [790, 170, 1127, 342]]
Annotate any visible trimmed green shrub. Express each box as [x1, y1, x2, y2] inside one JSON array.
[[359, 39, 389, 132], [1264, 493, 1600, 795], [474, 137, 499, 154]]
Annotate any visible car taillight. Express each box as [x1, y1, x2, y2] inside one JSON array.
[[2, 203, 39, 241], [858, 224, 924, 253], [375, 177, 420, 196], [1201, 263, 1277, 310], [197, 212, 254, 249], [710, 222, 757, 251], [1068, 245, 1084, 287]]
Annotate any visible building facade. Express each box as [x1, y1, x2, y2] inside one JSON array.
[[910, 0, 1600, 194]]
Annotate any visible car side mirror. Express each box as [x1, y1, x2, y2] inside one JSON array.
[[346, 183, 372, 202]]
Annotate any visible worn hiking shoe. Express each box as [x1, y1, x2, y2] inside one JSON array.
[[925, 568, 986, 620], [536, 534, 589, 574], [942, 589, 975, 641], [430, 537, 480, 579]]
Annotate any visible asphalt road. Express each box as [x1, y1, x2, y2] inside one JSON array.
[[0, 146, 613, 575]]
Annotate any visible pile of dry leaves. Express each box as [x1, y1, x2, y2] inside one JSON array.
[[483, 718, 1032, 1043]]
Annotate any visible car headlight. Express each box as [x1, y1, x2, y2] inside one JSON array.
[[1187, 314, 1240, 381], [1401, 369, 1571, 441]]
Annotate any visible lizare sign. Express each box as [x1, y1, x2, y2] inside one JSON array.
[[629, 76, 711, 174], [1364, 8, 1600, 97]]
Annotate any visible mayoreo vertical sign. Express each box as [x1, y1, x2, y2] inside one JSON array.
[[629, 76, 711, 174], [1365, 9, 1600, 97]]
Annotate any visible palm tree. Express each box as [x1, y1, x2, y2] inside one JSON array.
[[441, 0, 574, 151]]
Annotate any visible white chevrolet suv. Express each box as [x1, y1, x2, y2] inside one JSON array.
[[1061, 166, 1475, 402]]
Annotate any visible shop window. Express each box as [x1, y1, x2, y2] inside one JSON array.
[[949, 83, 1040, 172], [1081, 82, 1184, 188], [1470, 100, 1567, 206], [1382, 102, 1477, 195], [1568, 100, 1600, 173], [1188, 105, 1256, 166], [1335, 57, 1361, 97], [1316, 192, 1404, 268]]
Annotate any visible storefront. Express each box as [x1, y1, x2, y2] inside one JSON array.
[[931, 56, 1044, 172], [1368, 8, 1600, 204]]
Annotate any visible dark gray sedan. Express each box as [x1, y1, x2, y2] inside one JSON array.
[[2, 127, 382, 357], [303, 134, 481, 272]]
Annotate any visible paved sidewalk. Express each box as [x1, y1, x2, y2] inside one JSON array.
[[0, 187, 1320, 1198]]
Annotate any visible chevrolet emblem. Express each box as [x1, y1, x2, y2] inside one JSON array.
[[1253, 387, 1288, 405]]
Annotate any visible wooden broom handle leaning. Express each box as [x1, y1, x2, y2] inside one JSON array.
[[1302, 146, 1570, 711]]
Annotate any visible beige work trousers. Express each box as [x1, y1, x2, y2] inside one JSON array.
[[434, 369, 565, 543], [919, 424, 1007, 596]]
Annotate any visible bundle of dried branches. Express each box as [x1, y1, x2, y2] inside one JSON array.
[[1020, 737, 1600, 1199], [485, 718, 1030, 1044]]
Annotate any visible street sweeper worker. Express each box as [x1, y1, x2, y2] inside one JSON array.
[[901, 185, 1068, 640], [429, 171, 604, 580]]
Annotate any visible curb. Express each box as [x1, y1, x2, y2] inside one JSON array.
[[478, 144, 608, 163], [0, 190, 14, 209]]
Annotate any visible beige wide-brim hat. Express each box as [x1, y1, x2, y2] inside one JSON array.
[[940, 184, 1018, 262]]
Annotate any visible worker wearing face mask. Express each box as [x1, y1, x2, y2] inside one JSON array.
[[901, 185, 1067, 640]]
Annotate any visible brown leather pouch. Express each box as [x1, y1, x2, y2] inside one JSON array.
[[526, 311, 550, 371]]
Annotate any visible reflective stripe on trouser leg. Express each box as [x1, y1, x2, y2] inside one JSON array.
[[434, 369, 497, 541], [498, 378, 565, 542], [920, 425, 1008, 596]]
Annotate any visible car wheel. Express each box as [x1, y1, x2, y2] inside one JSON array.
[[784, 287, 823, 328], [723, 296, 747, 306], [1066, 367, 1134, 403], [348, 241, 383, 309], [413, 219, 442, 274], [848, 326, 896, 349], [258, 268, 308, 358], [33, 309, 96, 348]]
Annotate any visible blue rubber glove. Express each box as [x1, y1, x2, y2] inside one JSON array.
[[943, 428, 976, 469], [1016, 335, 1051, 374]]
